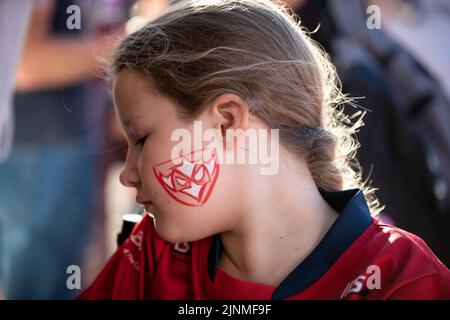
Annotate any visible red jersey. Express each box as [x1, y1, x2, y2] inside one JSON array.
[[78, 189, 450, 300]]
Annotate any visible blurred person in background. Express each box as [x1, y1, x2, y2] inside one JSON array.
[[369, 0, 450, 100], [0, 0, 125, 299], [286, 0, 450, 265]]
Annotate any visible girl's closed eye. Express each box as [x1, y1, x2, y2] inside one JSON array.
[[134, 134, 149, 147]]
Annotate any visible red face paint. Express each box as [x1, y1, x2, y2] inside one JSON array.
[[153, 148, 219, 206]]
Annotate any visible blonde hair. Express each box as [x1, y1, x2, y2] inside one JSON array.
[[112, 0, 379, 212]]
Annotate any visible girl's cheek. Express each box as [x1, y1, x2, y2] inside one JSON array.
[[151, 147, 219, 207]]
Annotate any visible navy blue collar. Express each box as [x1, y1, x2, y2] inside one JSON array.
[[207, 188, 373, 299]]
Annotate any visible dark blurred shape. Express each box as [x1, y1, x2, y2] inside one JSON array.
[[117, 213, 143, 247]]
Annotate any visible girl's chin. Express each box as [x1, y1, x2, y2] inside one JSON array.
[[153, 221, 199, 243]]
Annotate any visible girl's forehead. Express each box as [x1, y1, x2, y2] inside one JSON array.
[[113, 71, 180, 125], [113, 70, 143, 92], [114, 70, 162, 101]]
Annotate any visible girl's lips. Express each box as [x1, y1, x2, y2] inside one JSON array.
[[136, 196, 151, 205], [136, 197, 153, 211]]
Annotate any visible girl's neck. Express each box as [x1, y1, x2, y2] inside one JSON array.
[[218, 159, 339, 287]]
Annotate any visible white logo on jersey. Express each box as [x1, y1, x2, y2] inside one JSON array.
[[340, 265, 381, 299], [174, 242, 191, 254], [123, 248, 140, 271], [130, 230, 143, 251]]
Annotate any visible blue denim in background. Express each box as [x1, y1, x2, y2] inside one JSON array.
[[0, 142, 95, 299]]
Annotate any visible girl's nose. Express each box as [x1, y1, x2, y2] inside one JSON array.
[[119, 162, 141, 188]]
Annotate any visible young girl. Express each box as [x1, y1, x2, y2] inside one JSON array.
[[79, 0, 450, 299]]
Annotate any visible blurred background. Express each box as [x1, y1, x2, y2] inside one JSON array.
[[0, 0, 449, 299]]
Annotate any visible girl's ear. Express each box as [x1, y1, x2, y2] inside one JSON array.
[[208, 93, 250, 136]]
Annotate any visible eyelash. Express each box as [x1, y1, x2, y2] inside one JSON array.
[[134, 135, 148, 147]]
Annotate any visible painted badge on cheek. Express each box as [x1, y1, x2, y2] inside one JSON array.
[[153, 148, 219, 206]]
